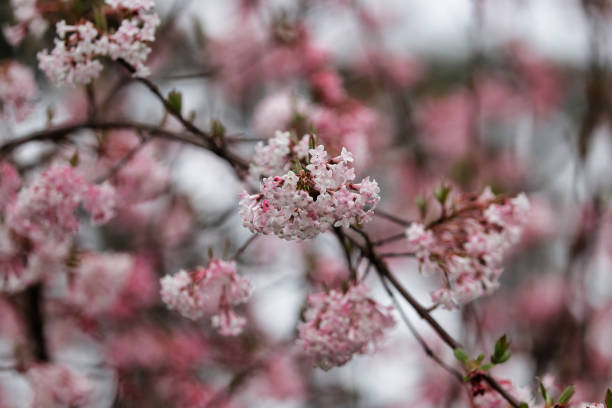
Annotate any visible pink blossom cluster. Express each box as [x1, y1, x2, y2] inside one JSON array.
[[240, 131, 380, 240], [67, 252, 133, 316], [0, 60, 38, 122], [6, 165, 117, 245], [297, 284, 395, 370], [37, 0, 160, 85], [160, 259, 252, 336], [27, 363, 93, 408], [0, 161, 21, 212], [2, 0, 48, 47], [252, 90, 384, 166], [405, 188, 530, 309]]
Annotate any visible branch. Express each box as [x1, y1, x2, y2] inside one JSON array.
[[341, 227, 521, 408], [25, 284, 49, 362], [0, 121, 249, 172]]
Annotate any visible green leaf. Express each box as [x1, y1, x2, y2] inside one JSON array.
[[606, 389, 612, 408], [415, 197, 427, 218], [475, 354, 485, 364], [69, 151, 79, 167], [519, 403, 529, 408], [309, 134, 316, 150], [556, 385, 575, 405], [453, 348, 469, 364], [210, 119, 225, 139], [434, 184, 451, 205], [167, 90, 183, 115], [480, 362, 493, 371], [93, 6, 108, 31], [536, 377, 552, 405], [491, 334, 511, 365]]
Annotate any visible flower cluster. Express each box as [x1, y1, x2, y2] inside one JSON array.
[[37, 0, 160, 85], [6, 165, 117, 245], [27, 364, 93, 408], [405, 187, 530, 309], [240, 131, 380, 240], [67, 252, 134, 316], [297, 284, 395, 370], [0, 60, 38, 121], [160, 259, 252, 336], [2, 0, 48, 47]]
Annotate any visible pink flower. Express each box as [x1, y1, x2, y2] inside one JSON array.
[[7, 166, 88, 244], [68, 252, 134, 316], [84, 182, 117, 225], [37, 0, 159, 85], [240, 132, 380, 240], [6, 165, 117, 245], [27, 364, 93, 408], [0, 161, 21, 212], [160, 259, 252, 336], [406, 187, 529, 308], [0, 60, 38, 121], [297, 283, 395, 370]]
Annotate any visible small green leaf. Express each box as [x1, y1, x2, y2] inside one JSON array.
[[480, 362, 493, 371], [309, 134, 316, 150], [416, 197, 427, 218], [556, 385, 575, 405], [519, 403, 529, 408], [475, 354, 485, 364], [341, 280, 349, 294], [536, 377, 551, 405], [434, 184, 451, 205], [167, 90, 183, 115], [453, 348, 469, 364], [210, 119, 225, 139], [69, 151, 79, 167], [93, 6, 108, 31], [605, 389, 612, 408], [491, 334, 511, 365]]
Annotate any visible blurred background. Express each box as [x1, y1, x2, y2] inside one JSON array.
[[1, 0, 612, 407]]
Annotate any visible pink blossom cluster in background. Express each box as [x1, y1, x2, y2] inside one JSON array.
[[1, 0, 612, 406], [0, 60, 38, 121], [37, 0, 160, 84], [160, 259, 252, 336], [297, 283, 395, 370]]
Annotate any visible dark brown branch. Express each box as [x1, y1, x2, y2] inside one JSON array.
[[25, 284, 49, 362], [373, 209, 412, 226], [376, 270, 463, 382], [341, 227, 521, 408], [0, 121, 249, 171]]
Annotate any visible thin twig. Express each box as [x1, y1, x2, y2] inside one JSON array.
[[376, 271, 463, 382], [374, 209, 412, 226], [233, 235, 258, 261]]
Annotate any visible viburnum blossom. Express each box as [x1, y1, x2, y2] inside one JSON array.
[[2, 0, 48, 47], [405, 187, 530, 309], [84, 182, 117, 225], [0, 60, 38, 121], [67, 252, 133, 316], [26, 364, 93, 408], [0, 161, 21, 212], [6, 165, 117, 245], [37, 0, 160, 85], [297, 283, 395, 370], [0, 225, 34, 293], [160, 259, 252, 336], [240, 131, 380, 240]]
